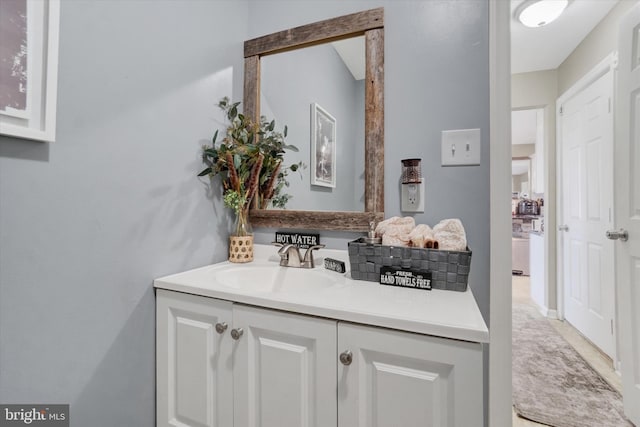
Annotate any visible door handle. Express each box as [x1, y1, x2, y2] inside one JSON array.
[[606, 229, 629, 242], [231, 328, 244, 340], [558, 225, 569, 232]]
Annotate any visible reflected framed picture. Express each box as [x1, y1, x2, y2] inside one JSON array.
[[0, 0, 60, 142], [311, 103, 336, 188]]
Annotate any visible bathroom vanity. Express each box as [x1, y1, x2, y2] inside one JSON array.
[[154, 245, 488, 427], [156, 6, 489, 426]]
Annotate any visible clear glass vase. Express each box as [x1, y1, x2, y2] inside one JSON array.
[[233, 207, 253, 237]]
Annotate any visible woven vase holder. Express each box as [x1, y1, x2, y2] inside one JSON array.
[[229, 235, 254, 263]]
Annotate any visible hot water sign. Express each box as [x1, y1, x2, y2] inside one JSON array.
[[274, 232, 320, 249]]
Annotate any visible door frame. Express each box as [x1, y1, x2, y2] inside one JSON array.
[[614, 4, 640, 419], [488, 1, 512, 426], [554, 53, 618, 361]]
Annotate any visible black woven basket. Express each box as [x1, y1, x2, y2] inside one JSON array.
[[347, 239, 472, 292]]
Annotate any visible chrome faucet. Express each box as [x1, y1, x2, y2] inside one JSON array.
[[273, 243, 325, 268], [278, 244, 302, 267]]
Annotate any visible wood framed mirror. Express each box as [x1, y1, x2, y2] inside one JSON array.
[[244, 8, 384, 232]]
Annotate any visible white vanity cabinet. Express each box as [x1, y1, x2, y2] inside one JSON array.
[[232, 304, 337, 427], [156, 289, 233, 427], [156, 288, 485, 427], [157, 290, 336, 427], [338, 323, 483, 427]]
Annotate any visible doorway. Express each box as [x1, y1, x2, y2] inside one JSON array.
[[500, 2, 626, 424], [510, 47, 621, 427], [489, 2, 639, 425], [511, 108, 545, 285]]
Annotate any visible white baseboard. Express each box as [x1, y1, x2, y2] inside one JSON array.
[[535, 304, 558, 319], [615, 361, 622, 376]]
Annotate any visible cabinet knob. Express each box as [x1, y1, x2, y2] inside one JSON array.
[[231, 328, 244, 340], [339, 350, 353, 366], [215, 322, 228, 334]]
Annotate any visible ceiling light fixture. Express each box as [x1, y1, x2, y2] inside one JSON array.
[[516, 0, 569, 28]]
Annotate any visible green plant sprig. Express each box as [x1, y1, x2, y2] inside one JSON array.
[[198, 97, 305, 210], [223, 190, 247, 215]]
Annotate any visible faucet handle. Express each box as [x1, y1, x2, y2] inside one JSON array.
[[302, 244, 326, 267], [275, 243, 294, 258], [273, 242, 294, 256]]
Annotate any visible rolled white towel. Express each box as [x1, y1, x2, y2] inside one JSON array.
[[375, 216, 400, 237], [408, 224, 434, 248], [382, 230, 411, 247], [375, 216, 415, 238], [433, 218, 467, 251]]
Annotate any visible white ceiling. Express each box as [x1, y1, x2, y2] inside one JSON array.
[[332, 37, 365, 80], [511, 0, 619, 74]]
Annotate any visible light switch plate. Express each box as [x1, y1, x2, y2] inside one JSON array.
[[441, 128, 481, 166]]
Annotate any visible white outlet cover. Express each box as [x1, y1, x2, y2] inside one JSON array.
[[401, 183, 424, 213], [441, 128, 481, 166]]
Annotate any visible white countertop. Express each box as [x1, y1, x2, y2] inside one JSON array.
[[154, 245, 489, 343]]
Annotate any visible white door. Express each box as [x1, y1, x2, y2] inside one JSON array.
[[156, 289, 234, 427], [337, 323, 483, 427], [615, 4, 640, 424], [232, 304, 337, 427], [559, 68, 616, 358]]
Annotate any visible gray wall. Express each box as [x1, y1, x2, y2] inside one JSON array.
[[249, 0, 490, 324], [260, 43, 365, 211], [0, 1, 248, 426]]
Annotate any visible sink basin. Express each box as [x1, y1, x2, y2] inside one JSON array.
[[215, 264, 342, 293]]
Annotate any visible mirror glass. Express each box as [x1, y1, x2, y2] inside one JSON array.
[[260, 36, 365, 212]]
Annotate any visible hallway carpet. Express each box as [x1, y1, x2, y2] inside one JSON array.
[[512, 301, 632, 427]]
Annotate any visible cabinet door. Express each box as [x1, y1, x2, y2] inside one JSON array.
[[233, 304, 337, 427], [338, 323, 484, 427], [156, 289, 233, 427]]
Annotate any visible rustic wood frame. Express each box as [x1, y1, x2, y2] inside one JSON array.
[[244, 8, 384, 232]]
